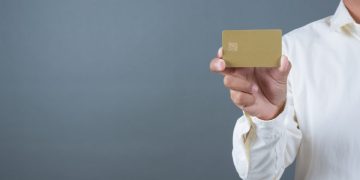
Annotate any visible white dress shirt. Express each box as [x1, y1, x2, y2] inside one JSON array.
[[232, 1, 360, 180]]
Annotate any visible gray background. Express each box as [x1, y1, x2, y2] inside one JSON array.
[[0, 0, 339, 179]]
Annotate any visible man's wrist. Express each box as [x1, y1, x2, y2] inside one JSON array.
[[257, 100, 286, 121]]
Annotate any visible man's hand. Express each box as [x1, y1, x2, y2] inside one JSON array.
[[210, 47, 292, 120]]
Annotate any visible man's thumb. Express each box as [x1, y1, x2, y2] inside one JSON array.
[[278, 55, 292, 76]]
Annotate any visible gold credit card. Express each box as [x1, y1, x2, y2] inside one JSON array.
[[222, 29, 282, 67]]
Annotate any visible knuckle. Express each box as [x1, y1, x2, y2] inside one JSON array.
[[232, 92, 245, 105], [246, 83, 253, 92], [236, 93, 245, 103], [241, 79, 251, 89], [223, 76, 232, 87], [243, 82, 251, 92]]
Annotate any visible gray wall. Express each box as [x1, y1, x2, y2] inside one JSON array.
[[0, 0, 339, 179]]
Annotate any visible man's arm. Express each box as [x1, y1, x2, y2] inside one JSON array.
[[232, 77, 302, 179], [210, 34, 302, 179]]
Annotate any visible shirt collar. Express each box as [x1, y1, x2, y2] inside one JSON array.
[[330, 1, 356, 31]]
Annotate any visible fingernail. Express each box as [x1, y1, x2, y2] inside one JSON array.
[[280, 56, 288, 72], [216, 61, 224, 71], [217, 47, 223, 58]]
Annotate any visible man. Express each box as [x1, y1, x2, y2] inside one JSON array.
[[210, 0, 360, 179]]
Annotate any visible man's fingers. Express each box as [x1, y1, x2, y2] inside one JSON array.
[[223, 75, 257, 94], [230, 90, 255, 108], [210, 58, 226, 72]]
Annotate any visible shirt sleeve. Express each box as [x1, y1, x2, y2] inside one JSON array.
[[232, 35, 302, 180]]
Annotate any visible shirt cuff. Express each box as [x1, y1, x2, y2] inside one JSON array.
[[236, 114, 251, 135], [245, 101, 289, 130]]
